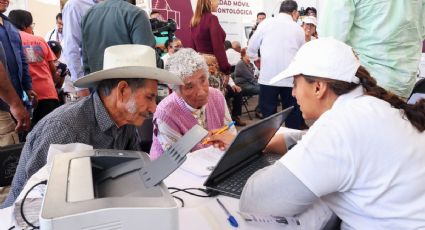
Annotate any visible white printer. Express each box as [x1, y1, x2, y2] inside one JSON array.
[[39, 149, 177, 230], [39, 125, 208, 230]]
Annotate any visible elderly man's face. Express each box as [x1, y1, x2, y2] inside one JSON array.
[[121, 79, 158, 126], [179, 69, 209, 109]]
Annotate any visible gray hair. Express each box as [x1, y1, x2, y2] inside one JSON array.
[[97, 78, 146, 96], [165, 48, 208, 92]]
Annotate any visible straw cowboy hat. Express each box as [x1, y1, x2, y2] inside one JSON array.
[[74, 45, 182, 88]]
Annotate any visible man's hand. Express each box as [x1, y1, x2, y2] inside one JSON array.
[[26, 90, 38, 108], [76, 89, 90, 98], [231, 85, 242, 93], [9, 101, 31, 132]]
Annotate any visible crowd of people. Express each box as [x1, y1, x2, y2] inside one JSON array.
[[0, 0, 424, 228]]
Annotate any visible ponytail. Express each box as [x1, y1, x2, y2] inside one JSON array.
[[303, 66, 425, 132], [356, 66, 425, 132]]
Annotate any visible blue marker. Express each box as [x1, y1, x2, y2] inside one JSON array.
[[216, 198, 239, 228]]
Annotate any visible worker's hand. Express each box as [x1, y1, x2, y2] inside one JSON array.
[[263, 133, 288, 155], [9, 101, 31, 132], [204, 130, 236, 151]]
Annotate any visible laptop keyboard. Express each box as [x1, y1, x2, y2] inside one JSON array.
[[216, 154, 280, 197]]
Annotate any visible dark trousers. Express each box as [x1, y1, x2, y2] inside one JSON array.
[[226, 85, 242, 118], [32, 99, 60, 127], [259, 84, 304, 129]]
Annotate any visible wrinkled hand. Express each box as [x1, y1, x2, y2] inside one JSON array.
[[203, 130, 236, 151], [231, 85, 242, 93], [26, 90, 38, 108], [9, 102, 30, 132]]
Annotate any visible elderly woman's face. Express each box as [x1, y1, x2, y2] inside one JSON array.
[[179, 69, 209, 109]]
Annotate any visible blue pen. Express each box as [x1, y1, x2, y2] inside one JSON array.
[[216, 198, 239, 228]]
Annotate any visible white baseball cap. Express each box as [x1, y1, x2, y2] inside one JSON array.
[[270, 38, 361, 85], [302, 16, 317, 26]]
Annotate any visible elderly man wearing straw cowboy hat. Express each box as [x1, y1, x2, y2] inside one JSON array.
[[2, 45, 182, 208]]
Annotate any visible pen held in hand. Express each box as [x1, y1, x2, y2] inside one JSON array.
[[202, 121, 235, 145], [216, 198, 239, 228]]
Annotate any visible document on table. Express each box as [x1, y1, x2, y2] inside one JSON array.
[[180, 146, 224, 177]]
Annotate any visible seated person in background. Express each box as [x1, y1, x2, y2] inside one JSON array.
[[150, 48, 237, 160], [204, 53, 246, 126], [211, 38, 425, 229], [2, 45, 182, 208], [234, 48, 261, 118], [234, 48, 260, 95]]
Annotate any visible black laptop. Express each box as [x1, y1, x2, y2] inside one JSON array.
[[204, 107, 293, 198]]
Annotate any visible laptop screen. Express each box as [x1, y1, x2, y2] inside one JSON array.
[[204, 107, 293, 184]]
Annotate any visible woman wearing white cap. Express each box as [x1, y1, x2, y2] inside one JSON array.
[[302, 16, 317, 42], [211, 38, 425, 229]]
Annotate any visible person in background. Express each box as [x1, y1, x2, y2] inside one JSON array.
[[0, 50, 30, 204], [248, 12, 267, 39], [248, 0, 305, 129], [162, 37, 182, 65], [234, 48, 260, 96], [305, 7, 317, 17], [62, 0, 101, 98], [44, 13, 63, 44], [9, 10, 59, 127], [225, 40, 240, 67], [235, 38, 425, 230], [234, 48, 261, 118], [150, 48, 237, 159], [302, 16, 317, 42], [0, 46, 30, 146], [47, 41, 72, 104], [0, 0, 37, 145], [231, 41, 241, 53], [256, 12, 266, 23], [150, 9, 163, 20], [318, 1, 425, 99], [81, 0, 155, 76], [189, 0, 232, 77]]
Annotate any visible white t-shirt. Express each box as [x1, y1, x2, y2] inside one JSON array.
[[247, 13, 305, 87], [281, 86, 425, 229]]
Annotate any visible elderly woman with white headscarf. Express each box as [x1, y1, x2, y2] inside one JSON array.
[[150, 48, 236, 160]]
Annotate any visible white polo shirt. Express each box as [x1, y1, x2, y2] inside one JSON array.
[[281, 86, 425, 229], [247, 13, 305, 87]]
